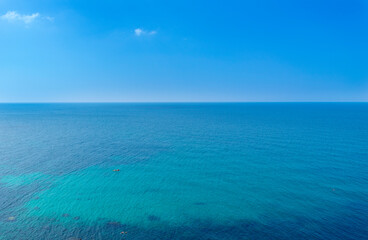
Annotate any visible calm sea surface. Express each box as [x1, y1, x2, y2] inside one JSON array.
[[0, 103, 367, 240]]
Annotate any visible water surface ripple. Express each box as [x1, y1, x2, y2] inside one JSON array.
[[0, 103, 367, 239]]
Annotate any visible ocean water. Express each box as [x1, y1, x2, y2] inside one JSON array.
[[0, 103, 367, 240]]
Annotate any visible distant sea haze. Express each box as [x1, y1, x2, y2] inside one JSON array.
[[0, 103, 367, 240]]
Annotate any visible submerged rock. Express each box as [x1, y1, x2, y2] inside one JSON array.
[[106, 221, 122, 226], [147, 215, 160, 222]]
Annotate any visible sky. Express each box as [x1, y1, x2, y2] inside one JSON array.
[[0, 0, 367, 102]]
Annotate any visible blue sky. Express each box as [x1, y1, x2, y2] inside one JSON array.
[[0, 0, 367, 102]]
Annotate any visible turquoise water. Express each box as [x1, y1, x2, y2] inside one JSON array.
[[0, 103, 367, 239]]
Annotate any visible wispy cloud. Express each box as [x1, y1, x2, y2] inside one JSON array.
[[134, 28, 157, 36], [1, 11, 52, 24], [43, 16, 55, 22]]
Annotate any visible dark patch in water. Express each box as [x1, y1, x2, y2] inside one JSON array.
[[62, 213, 70, 217], [105, 221, 128, 232], [74, 216, 80, 220], [106, 221, 123, 227], [42, 225, 52, 231], [0, 182, 42, 220], [194, 202, 206, 205], [3, 209, 368, 240], [147, 215, 160, 222]]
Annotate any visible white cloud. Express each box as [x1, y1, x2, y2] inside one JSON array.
[[1, 11, 41, 24], [134, 28, 157, 36], [134, 28, 144, 36]]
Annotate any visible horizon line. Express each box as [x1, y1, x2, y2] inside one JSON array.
[[0, 101, 367, 104]]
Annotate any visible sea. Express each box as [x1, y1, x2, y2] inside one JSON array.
[[0, 103, 367, 240]]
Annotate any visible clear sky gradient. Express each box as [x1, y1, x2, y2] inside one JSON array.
[[0, 0, 367, 102]]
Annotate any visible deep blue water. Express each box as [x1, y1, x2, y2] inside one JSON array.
[[0, 103, 367, 240]]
